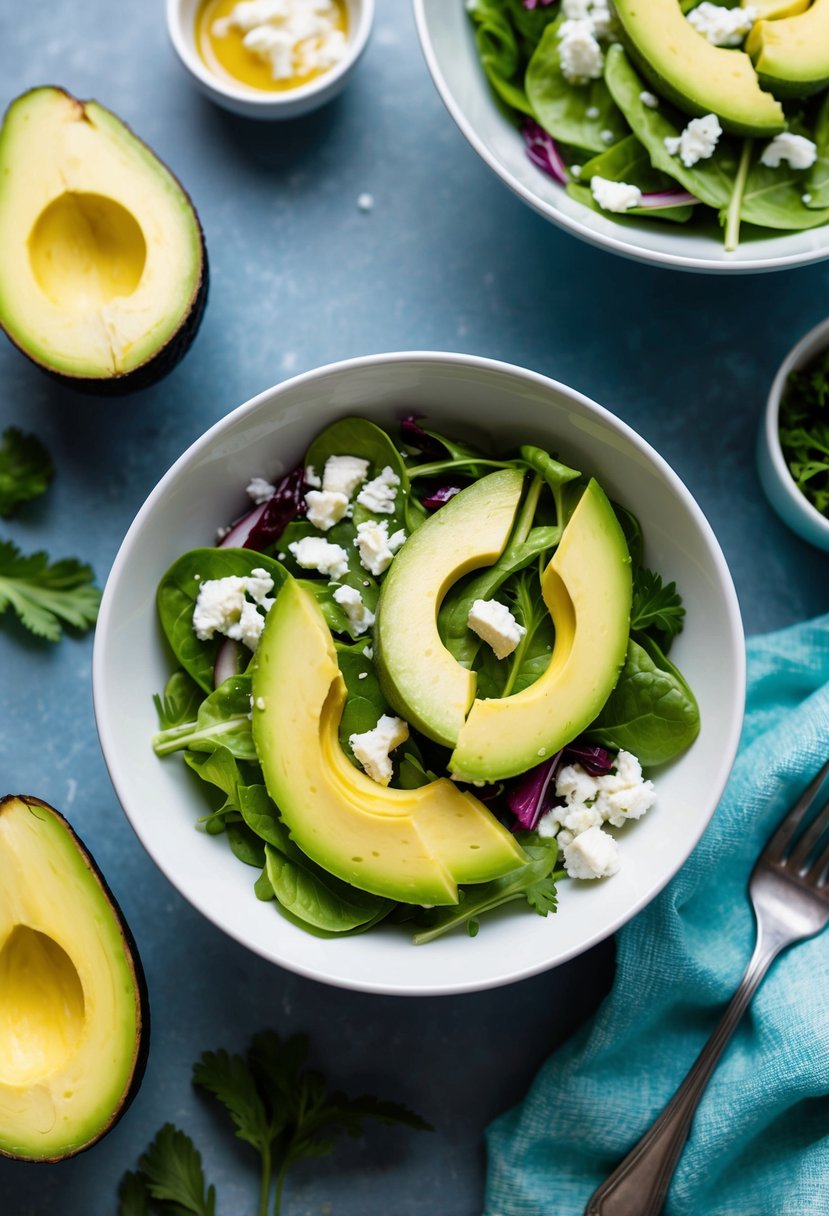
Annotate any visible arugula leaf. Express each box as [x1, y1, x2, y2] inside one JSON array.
[[630, 567, 685, 646], [138, 1124, 216, 1216], [0, 539, 100, 641], [0, 427, 53, 518]]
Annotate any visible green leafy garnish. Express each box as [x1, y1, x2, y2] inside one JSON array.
[[0, 538, 101, 641], [117, 1125, 216, 1216], [630, 567, 685, 645], [0, 426, 54, 517], [779, 345, 829, 515]]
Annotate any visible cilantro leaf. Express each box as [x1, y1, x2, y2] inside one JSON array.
[[630, 567, 685, 644], [192, 1048, 273, 1154], [117, 1171, 152, 1216], [0, 427, 53, 518], [138, 1124, 216, 1216], [0, 539, 101, 640]]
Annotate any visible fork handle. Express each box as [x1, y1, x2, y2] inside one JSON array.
[[584, 932, 783, 1216]]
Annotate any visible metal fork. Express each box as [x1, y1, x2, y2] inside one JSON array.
[[585, 758, 829, 1216]]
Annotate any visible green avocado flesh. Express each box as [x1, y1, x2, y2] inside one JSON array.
[[0, 86, 206, 389], [0, 795, 148, 1161], [613, 0, 785, 135], [251, 580, 527, 905], [746, 0, 829, 97], [449, 480, 631, 781], [374, 469, 526, 748]]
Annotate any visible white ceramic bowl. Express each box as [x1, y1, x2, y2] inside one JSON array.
[[757, 316, 829, 550], [412, 0, 829, 275], [167, 0, 374, 119], [93, 352, 745, 995]]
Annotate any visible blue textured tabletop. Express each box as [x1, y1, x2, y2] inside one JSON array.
[[2, 2, 829, 1214]]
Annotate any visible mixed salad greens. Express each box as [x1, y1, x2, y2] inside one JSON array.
[[152, 415, 699, 943], [467, 0, 829, 250], [779, 341, 829, 514]]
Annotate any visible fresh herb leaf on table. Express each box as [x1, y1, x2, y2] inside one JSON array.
[[118, 1124, 216, 1216], [0, 426, 53, 517], [0, 539, 101, 641]]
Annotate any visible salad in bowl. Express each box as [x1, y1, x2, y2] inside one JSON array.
[[93, 352, 744, 994]]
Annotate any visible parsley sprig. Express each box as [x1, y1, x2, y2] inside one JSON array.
[[0, 426, 54, 517], [630, 567, 685, 647], [0, 539, 101, 641], [117, 1032, 431, 1216]]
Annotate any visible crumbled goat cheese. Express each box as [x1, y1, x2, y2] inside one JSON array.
[[354, 520, 406, 576], [247, 476, 275, 504], [304, 465, 321, 488], [563, 826, 620, 879], [639, 90, 659, 108], [571, 164, 583, 177], [686, 1, 756, 46], [304, 488, 349, 531], [333, 584, 375, 635], [586, 105, 600, 119], [803, 193, 813, 204], [466, 599, 526, 660], [192, 569, 275, 651], [349, 714, 409, 786], [557, 749, 656, 828], [664, 113, 722, 167], [760, 132, 818, 171], [600, 129, 615, 144], [356, 465, 400, 514], [215, 0, 347, 81], [558, 19, 604, 83], [288, 535, 349, 580], [591, 175, 643, 212], [561, 0, 615, 39], [322, 454, 369, 497]]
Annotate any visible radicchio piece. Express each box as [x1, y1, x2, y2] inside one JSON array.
[[523, 120, 569, 186], [506, 750, 564, 831], [523, 0, 556, 8], [564, 742, 614, 776], [243, 465, 307, 551], [421, 484, 463, 511], [399, 414, 449, 459], [639, 189, 700, 209]]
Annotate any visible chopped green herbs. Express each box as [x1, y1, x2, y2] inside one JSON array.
[[779, 345, 829, 516], [0, 426, 53, 517]]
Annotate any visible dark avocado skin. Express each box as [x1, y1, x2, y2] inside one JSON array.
[[0, 794, 151, 1163]]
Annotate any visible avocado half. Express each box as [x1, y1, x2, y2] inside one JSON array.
[[0, 87, 208, 394], [0, 794, 149, 1162]]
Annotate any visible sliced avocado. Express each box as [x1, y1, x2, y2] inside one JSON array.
[[613, 0, 785, 135], [450, 480, 631, 783], [0, 87, 207, 393], [0, 795, 148, 1161], [746, 0, 829, 97], [374, 469, 525, 748], [744, 0, 808, 23], [251, 579, 526, 905]]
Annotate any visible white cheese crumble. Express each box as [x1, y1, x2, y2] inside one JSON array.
[[288, 535, 349, 579], [467, 599, 526, 660], [686, 1, 756, 46], [322, 454, 369, 497], [304, 465, 321, 488], [214, 0, 348, 82], [333, 584, 375, 635], [664, 113, 722, 167], [247, 476, 275, 504], [192, 569, 275, 651], [563, 826, 620, 879], [558, 19, 604, 83], [639, 90, 659, 109], [354, 520, 406, 576], [561, 0, 615, 39], [304, 488, 349, 531], [760, 132, 818, 171], [349, 714, 409, 785], [355, 465, 400, 514], [590, 175, 643, 212]]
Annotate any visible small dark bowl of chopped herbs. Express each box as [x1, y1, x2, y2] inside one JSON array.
[[758, 317, 829, 551]]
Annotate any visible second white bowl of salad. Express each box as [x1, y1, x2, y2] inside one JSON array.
[[413, 0, 829, 273], [93, 351, 744, 995]]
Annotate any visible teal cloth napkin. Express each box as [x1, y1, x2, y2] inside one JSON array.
[[485, 615, 829, 1216]]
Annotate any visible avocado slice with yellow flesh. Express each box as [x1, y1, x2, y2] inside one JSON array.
[[251, 579, 527, 905], [0, 87, 207, 393], [450, 480, 632, 783], [744, 0, 808, 24], [374, 468, 525, 748], [746, 0, 829, 97], [613, 0, 785, 135], [0, 795, 148, 1162]]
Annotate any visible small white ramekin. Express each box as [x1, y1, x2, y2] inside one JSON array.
[[757, 316, 829, 552], [166, 0, 374, 119]]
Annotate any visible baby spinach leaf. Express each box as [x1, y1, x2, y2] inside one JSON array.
[[805, 93, 829, 208], [526, 21, 628, 155], [336, 643, 387, 762], [226, 822, 266, 869], [264, 845, 393, 934], [152, 674, 255, 759], [603, 45, 737, 209], [157, 549, 287, 693], [154, 669, 205, 731], [466, 0, 534, 115], [585, 635, 700, 766], [570, 136, 696, 222], [736, 151, 829, 231]]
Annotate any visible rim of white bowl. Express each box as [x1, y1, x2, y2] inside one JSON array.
[[93, 351, 745, 994], [166, 0, 374, 110], [411, 0, 829, 276], [763, 315, 829, 538]]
